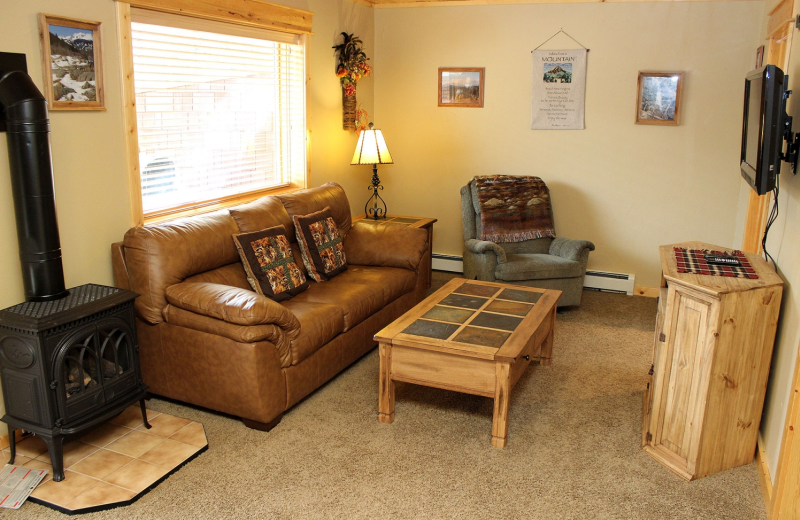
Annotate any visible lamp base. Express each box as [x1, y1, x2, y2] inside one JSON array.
[[365, 165, 387, 220]]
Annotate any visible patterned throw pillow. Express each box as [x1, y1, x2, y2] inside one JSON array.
[[232, 225, 309, 301], [292, 206, 347, 282]]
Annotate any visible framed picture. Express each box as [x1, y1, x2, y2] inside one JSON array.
[[755, 45, 765, 68], [38, 14, 105, 111], [438, 67, 484, 108], [635, 71, 683, 126]]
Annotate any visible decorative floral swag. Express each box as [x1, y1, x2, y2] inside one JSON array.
[[333, 32, 371, 97]]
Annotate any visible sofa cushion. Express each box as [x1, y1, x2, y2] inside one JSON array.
[[333, 266, 416, 307], [501, 238, 552, 255], [293, 207, 347, 282], [123, 210, 240, 324], [289, 278, 384, 332], [344, 222, 429, 271], [183, 262, 251, 290], [163, 305, 291, 366], [229, 195, 294, 237], [233, 225, 309, 301], [279, 182, 352, 238], [495, 253, 583, 281], [280, 300, 345, 366]]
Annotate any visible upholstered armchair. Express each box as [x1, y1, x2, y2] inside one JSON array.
[[460, 181, 595, 307]]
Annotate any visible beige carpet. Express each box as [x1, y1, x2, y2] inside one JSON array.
[[19, 275, 767, 519]]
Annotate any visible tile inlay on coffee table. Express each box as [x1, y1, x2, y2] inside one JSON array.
[[375, 279, 561, 448], [6, 406, 207, 514]]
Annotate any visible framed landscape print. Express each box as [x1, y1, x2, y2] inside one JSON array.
[[438, 67, 484, 108], [38, 14, 105, 111], [635, 71, 683, 126]]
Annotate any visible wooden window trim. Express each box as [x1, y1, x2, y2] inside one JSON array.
[[113, 0, 312, 35], [115, 1, 311, 227]]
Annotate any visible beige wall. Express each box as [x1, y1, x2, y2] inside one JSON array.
[[0, 0, 131, 438], [0, 0, 373, 438], [733, 0, 800, 485], [302, 0, 376, 205], [374, 1, 762, 288]]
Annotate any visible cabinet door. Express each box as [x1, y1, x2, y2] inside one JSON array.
[[651, 286, 717, 473], [643, 286, 668, 447]]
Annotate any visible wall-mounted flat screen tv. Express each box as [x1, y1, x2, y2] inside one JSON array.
[[741, 65, 786, 195]]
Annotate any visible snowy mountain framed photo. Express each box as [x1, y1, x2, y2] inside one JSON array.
[[38, 14, 105, 111], [635, 71, 683, 126]]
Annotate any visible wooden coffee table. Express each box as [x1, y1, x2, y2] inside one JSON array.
[[374, 278, 560, 447]]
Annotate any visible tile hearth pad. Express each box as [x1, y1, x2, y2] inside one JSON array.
[[5, 406, 207, 514]]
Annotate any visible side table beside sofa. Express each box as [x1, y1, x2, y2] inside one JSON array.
[[111, 183, 432, 431]]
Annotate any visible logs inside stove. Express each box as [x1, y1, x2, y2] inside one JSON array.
[[0, 54, 150, 482]]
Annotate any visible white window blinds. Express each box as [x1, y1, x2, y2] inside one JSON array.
[[129, 12, 306, 215]]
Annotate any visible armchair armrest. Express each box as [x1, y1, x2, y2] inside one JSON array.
[[165, 282, 299, 332], [344, 222, 428, 271], [549, 237, 595, 263], [465, 239, 507, 264]]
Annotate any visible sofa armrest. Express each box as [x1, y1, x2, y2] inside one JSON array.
[[165, 282, 300, 333], [465, 239, 507, 264], [162, 305, 293, 367], [344, 222, 428, 271], [549, 237, 595, 263], [111, 241, 131, 290]]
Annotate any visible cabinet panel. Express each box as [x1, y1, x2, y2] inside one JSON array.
[[643, 287, 668, 447], [658, 291, 712, 462]]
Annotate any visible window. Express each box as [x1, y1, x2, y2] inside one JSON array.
[[119, 5, 308, 223]]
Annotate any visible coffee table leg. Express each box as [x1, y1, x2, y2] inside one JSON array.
[[378, 342, 395, 423], [540, 307, 556, 366], [491, 362, 511, 448]]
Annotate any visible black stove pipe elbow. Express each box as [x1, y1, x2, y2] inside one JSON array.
[[0, 71, 68, 302]]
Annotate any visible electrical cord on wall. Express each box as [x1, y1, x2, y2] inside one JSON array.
[[762, 173, 780, 270]]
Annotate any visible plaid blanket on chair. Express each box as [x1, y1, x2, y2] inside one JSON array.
[[475, 175, 556, 243], [673, 248, 758, 279]]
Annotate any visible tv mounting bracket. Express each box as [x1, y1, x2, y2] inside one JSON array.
[[780, 86, 800, 174]]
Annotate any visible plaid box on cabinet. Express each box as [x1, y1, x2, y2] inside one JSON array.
[[673, 247, 758, 279]]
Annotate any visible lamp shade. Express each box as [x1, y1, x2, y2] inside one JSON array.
[[351, 123, 393, 165]]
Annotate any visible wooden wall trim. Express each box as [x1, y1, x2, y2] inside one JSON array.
[[757, 435, 775, 518], [116, 2, 144, 227], [113, 0, 313, 34], [742, 191, 771, 254], [365, 0, 762, 8], [633, 286, 660, 298], [768, 0, 793, 36], [769, 335, 800, 520], [743, 1, 793, 255]]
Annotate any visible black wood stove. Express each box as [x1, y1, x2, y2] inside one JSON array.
[[0, 285, 150, 482], [0, 55, 149, 482]]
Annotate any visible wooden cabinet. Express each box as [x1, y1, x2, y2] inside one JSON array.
[[642, 241, 783, 480]]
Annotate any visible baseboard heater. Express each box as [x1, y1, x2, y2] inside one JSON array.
[[583, 270, 635, 295], [432, 253, 635, 296], [432, 253, 463, 273]]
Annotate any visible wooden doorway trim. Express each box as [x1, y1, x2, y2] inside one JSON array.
[[752, 2, 800, 519], [742, 0, 793, 255]]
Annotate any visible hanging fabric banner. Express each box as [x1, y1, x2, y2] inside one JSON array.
[[531, 49, 587, 130]]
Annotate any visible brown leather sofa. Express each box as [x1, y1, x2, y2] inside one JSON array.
[[111, 183, 429, 431]]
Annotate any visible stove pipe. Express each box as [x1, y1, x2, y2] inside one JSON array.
[[0, 71, 68, 301]]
